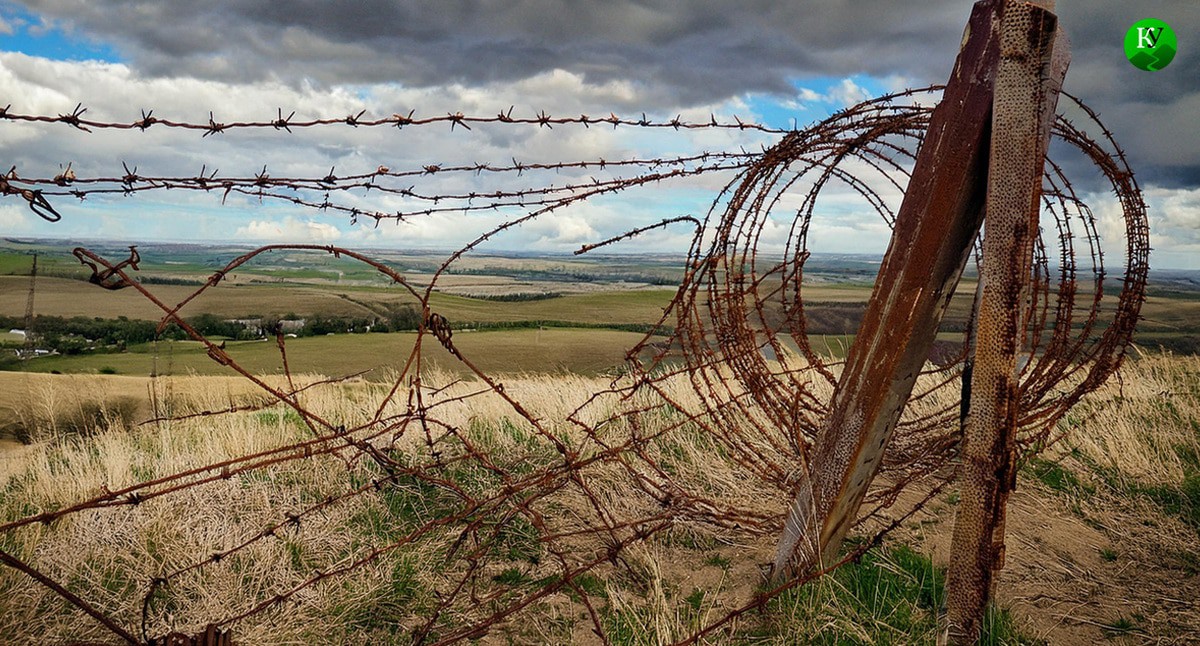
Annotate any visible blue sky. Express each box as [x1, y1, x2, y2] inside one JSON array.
[[0, 4, 119, 62]]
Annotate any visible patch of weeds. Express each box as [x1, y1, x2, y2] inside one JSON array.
[[465, 418, 557, 474], [254, 408, 307, 431], [1151, 397, 1183, 422], [491, 513, 543, 564], [704, 553, 731, 569], [492, 567, 533, 586], [1175, 443, 1200, 471], [351, 504, 401, 544], [601, 604, 651, 646], [1099, 548, 1119, 562], [98, 565, 135, 595], [743, 545, 1044, 645], [285, 540, 309, 572], [380, 473, 461, 528], [1074, 452, 1199, 533], [570, 572, 608, 600], [1101, 616, 1144, 638], [340, 557, 427, 636], [1025, 457, 1093, 495], [655, 526, 718, 551], [750, 544, 945, 642], [1137, 474, 1200, 531], [980, 605, 1046, 645], [684, 587, 705, 612], [130, 463, 156, 482], [58, 396, 141, 436]]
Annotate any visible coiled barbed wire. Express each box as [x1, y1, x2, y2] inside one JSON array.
[[0, 86, 1147, 645]]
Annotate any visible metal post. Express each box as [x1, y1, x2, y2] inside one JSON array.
[[943, 1, 1067, 642], [773, 0, 1004, 578]]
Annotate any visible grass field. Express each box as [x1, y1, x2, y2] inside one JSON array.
[[2, 241, 1198, 643], [0, 354, 1197, 643]]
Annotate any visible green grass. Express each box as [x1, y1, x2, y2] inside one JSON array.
[[1025, 457, 1093, 495], [704, 553, 732, 569], [1138, 474, 1200, 531], [1071, 449, 1200, 533], [738, 545, 1042, 645], [598, 544, 1043, 646], [1101, 615, 1145, 638]]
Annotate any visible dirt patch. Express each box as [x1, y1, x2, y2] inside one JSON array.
[[895, 484, 1200, 644]]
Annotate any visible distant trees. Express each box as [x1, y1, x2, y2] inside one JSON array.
[[0, 304, 425, 358], [0, 315, 184, 355]]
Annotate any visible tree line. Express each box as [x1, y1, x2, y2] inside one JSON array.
[[0, 306, 423, 357]]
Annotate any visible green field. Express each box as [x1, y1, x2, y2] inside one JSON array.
[[0, 275, 677, 325], [4, 240, 1200, 380], [16, 328, 650, 378]]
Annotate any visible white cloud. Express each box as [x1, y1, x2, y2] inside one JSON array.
[[827, 78, 872, 107], [1, 48, 1194, 270], [0, 203, 35, 233], [524, 213, 600, 248], [0, 52, 766, 254], [235, 216, 341, 243]]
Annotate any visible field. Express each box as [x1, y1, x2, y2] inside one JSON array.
[[0, 275, 680, 326], [0, 354, 1197, 644], [2, 239, 1199, 643], [13, 328, 652, 378]]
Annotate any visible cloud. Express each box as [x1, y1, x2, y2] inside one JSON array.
[[11, 0, 1196, 190], [2, 2, 1197, 267], [235, 216, 341, 243], [0, 203, 35, 233], [524, 213, 600, 248]]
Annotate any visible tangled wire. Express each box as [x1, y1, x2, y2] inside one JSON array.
[[0, 86, 1147, 644]]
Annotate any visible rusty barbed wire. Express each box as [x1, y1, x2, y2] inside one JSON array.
[[3, 152, 756, 225], [0, 102, 795, 135], [0, 85, 1148, 645]]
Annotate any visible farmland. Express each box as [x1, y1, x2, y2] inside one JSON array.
[[1, 239, 1199, 643], [5, 239, 1200, 382]]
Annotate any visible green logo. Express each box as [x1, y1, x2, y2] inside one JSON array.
[[1125, 19, 1176, 71]]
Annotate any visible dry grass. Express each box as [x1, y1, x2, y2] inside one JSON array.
[[1047, 350, 1200, 486], [0, 353, 1197, 644]]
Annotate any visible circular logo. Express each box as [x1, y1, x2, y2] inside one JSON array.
[[1125, 19, 1176, 71]]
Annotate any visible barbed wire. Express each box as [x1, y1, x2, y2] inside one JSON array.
[[0, 102, 799, 135], [0, 85, 1148, 645]]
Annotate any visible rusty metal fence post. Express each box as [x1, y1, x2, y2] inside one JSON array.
[[944, 2, 1067, 643], [772, 0, 1003, 578]]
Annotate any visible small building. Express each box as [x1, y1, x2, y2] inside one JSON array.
[[227, 318, 264, 335], [278, 319, 306, 333]]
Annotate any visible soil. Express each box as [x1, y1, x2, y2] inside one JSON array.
[[895, 485, 1200, 644]]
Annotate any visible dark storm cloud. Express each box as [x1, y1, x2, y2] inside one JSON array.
[[11, 0, 1200, 187], [13, 1, 969, 94]]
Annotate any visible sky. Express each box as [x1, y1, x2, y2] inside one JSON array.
[[0, 0, 1197, 268]]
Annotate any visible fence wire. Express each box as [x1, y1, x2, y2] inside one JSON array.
[[0, 86, 1147, 645]]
